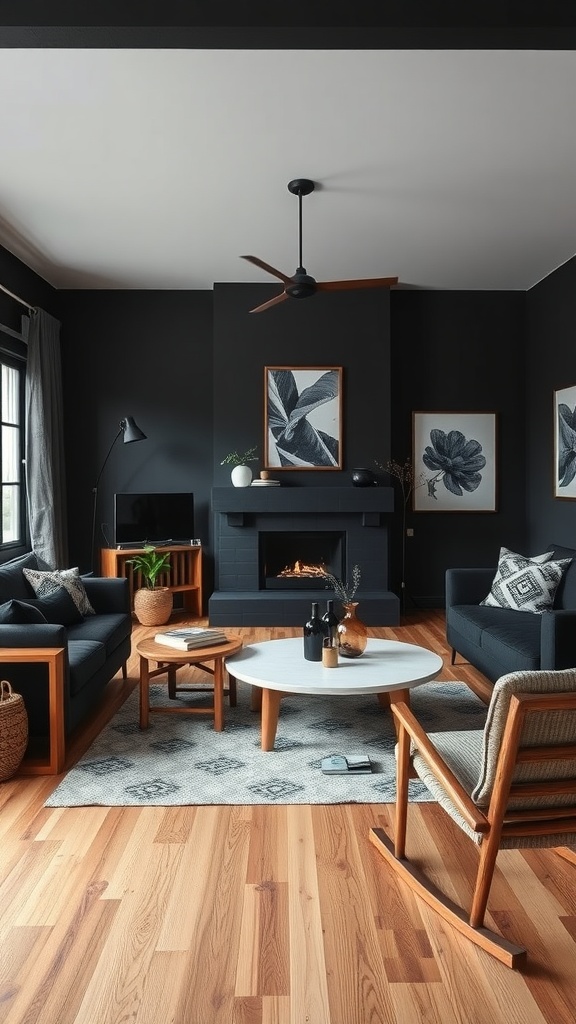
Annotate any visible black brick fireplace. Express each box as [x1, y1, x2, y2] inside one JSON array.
[[209, 487, 399, 626]]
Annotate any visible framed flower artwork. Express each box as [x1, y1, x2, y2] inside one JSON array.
[[412, 411, 497, 512], [553, 383, 576, 499]]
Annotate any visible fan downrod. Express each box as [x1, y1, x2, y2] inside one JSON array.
[[287, 178, 315, 197]]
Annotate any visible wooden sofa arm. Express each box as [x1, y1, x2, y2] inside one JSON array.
[[0, 647, 66, 775]]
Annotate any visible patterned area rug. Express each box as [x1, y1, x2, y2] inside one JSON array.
[[45, 681, 488, 807]]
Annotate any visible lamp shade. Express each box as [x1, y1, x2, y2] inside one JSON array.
[[121, 416, 147, 443]]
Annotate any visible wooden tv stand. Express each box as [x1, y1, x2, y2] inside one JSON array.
[[100, 545, 203, 617]]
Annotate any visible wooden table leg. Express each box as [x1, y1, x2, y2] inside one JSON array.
[[213, 656, 224, 732], [167, 664, 177, 699], [251, 686, 262, 712], [261, 688, 282, 751], [378, 687, 410, 735], [384, 688, 418, 778], [139, 655, 150, 728], [228, 672, 237, 707]]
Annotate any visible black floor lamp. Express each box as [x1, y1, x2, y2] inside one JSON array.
[[91, 416, 147, 574]]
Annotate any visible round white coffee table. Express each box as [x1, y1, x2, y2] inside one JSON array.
[[225, 637, 443, 750]]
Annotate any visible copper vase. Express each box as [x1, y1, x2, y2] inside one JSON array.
[[337, 602, 368, 658]]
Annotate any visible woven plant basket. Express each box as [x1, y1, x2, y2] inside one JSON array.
[[133, 586, 173, 626], [0, 680, 28, 781]]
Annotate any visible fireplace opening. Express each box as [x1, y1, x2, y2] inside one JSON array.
[[260, 531, 345, 590]]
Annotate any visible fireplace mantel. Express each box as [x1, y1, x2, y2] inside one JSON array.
[[212, 486, 394, 515]]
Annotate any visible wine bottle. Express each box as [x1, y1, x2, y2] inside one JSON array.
[[303, 601, 324, 662], [321, 599, 340, 646]]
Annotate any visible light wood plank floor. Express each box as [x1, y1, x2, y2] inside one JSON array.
[[1, 611, 575, 1024]]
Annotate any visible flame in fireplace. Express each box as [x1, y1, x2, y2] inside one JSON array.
[[277, 559, 328, 578]]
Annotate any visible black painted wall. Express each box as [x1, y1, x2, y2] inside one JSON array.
[[212, 283, 392, 488], [390, 289, 527, 604], [525, 257, 576, 551], [58, 290, 215, 591], [3, 237, 576, 611]]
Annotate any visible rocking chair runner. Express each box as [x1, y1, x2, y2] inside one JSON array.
[[370, 668, 576, 969]]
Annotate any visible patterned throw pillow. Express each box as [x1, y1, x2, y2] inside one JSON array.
[[480, 547, 572, 614], [22, 567, 95, 616]]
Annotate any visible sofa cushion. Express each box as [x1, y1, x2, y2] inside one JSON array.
[[481, 547, 571, 614], [445, 605, 496, 647], [21, 586, 85, 626], [480, 616, 542, 672], [23, 566, 95, 616], [66, 612, 132, 656], [0, 598, 47, 624], [0, 551, 39, 601], [67, 640, 107, 697]]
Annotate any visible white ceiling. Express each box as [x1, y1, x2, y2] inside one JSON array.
[[1, 47, 576, 292]]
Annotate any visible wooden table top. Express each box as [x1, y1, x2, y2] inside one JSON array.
[[136, 634, 243, 663]]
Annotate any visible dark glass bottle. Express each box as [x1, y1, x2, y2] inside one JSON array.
[[303, 601, 324, 661], [321, 599, 340, 645]]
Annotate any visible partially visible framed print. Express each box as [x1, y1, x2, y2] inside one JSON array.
[[413, 411, 497, 512], [264, 366, 343, 470], [554, 383, 576, 499]]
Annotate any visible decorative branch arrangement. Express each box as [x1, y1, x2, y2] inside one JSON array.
[[322, 564, 361, 604], [220, 446, 258, 467]]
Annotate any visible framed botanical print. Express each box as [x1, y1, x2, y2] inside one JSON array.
[[412, 411, 497, 512], [264, 366, 343, 470], [554, 384, 576, 499]]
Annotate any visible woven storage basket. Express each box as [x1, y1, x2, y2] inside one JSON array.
[[0, 680, 28, 781]]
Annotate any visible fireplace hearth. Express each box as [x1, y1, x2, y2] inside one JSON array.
[[209, 487, 400, 626]]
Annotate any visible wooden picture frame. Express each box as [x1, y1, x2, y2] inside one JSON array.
[[554, 383, 576, 499], [264, 366, 343, 470], [412, 410, 497, 512]]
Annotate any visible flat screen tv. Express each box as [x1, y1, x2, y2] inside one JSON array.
[[114, 492, 194, 545]]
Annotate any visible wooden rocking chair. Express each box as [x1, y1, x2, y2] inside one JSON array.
[[370, 668, 576, 969]]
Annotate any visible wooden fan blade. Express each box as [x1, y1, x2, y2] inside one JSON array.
[[316, 276, 399, 291], [249, 291, 289, 314], [241, 255, 292, 285]]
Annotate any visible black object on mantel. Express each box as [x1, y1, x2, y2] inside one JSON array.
[[351, 468, 378, 487]]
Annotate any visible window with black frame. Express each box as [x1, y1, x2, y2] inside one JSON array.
[[0, 347, 26, 551]]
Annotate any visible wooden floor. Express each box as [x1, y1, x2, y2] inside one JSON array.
[[1, 611, 575, 1024]]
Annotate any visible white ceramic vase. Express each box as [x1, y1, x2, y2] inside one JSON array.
[[231, 464, 253, 487]]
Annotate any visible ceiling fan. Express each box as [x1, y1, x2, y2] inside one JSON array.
[[241, 178, 399, 313]]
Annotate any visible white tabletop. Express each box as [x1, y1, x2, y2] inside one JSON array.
[[225, 637, 443, 696]]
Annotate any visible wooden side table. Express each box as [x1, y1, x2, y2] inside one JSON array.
[[136, 635, 243, 731]]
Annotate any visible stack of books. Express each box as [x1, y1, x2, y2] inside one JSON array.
[[154, 627, 228, 650]]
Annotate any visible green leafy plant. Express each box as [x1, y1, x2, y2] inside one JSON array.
[[323, 564, 361, 604], [125, 545, 171, 589], [220, 446, 258, 466]]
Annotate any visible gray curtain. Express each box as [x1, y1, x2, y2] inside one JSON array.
[[23, 308, 68, 568]]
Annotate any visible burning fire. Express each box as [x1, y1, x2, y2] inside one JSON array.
[[277, 560, 328, 579]]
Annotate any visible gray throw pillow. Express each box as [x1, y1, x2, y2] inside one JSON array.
[[22, 566, 95, 616], [21, 586, 84, 626], [480, 547, 572, 613]]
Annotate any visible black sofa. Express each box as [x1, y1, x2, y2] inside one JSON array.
[[0, 551, 132, 772], [446, 543, 576, 698]]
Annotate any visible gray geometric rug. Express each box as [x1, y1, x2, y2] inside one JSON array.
[[45, 681, 488, 807]]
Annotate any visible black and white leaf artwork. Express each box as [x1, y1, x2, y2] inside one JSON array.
[[267, 368, 340, 468]]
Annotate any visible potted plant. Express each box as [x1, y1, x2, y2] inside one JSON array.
[[125, 545, 173, 625], [220, 446, 258, 487]]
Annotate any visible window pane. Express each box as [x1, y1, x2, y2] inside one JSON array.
[[2, 485, 19, 543], [2, 425, 20, 483], [2, 365, 20, 425]]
